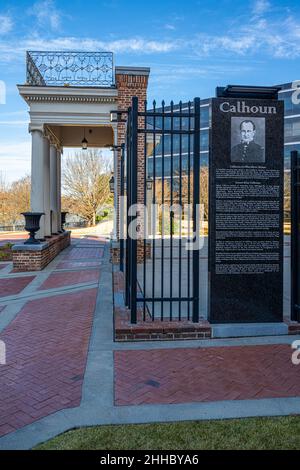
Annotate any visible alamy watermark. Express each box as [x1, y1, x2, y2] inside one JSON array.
[[291, 80, 300, 105], [119, 198, 205, 250], [0, 80, 6, 105], [291, 340, 300, 365], [0, 340, 6, 365]]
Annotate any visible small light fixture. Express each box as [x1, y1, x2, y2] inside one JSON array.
[[110, 110, 128, 123], [146, 177, 153, 191], [109, 173, 115, 193], [110, 143, 125, 151], [81, 128, 88, 150], [110, 111, 118, 123]]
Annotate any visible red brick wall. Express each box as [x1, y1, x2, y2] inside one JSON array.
[[13, 232, 71, 272]]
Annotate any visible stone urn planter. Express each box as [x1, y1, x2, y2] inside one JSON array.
[[61, 212, 68, 232], [21, 212, 44, 245]]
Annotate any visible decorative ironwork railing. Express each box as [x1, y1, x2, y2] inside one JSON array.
[[26, 51, 114, 87]]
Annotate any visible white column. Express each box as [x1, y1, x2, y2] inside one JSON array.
[[113, 126, 118, 239], [30, 128, 45, 239], [43, 136, 51, 237], [113, 148, 118, 240], [56, 148, 62, 232], [50, 144, 58, 233]]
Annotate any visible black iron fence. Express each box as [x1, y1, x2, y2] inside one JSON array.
[[291, 150, 300, 322], [124, 97, 201, 323], [0, 225, 25, 232], [122, 100, 300, 325], [118, 144, 126, 273], [64, 221, 89, 228]]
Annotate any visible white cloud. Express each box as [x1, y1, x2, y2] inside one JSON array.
[[149, 63, 254, 86], [195, 34, 257, 56], [252, 0, 271, 16], [0, 1, 299, 65], [104, 38, 177, 53], [29, 0, 61, 31], [0, 36, 179, 63], [189, 8, 300, 59], [164, 24, 176, 31], [0, 15, 13, 34]]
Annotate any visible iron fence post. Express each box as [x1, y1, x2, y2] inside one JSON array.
[[192, 97, 201, 322], [120, 143, 125, 272], [130, 97, 138, 323], [125, 108, 131, 307], [291, 150, 300, 322]]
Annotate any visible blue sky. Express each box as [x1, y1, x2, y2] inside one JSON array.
[[0, 0, 300, 182]]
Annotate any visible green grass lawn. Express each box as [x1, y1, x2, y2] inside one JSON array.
[[35, 416, 300, 450]]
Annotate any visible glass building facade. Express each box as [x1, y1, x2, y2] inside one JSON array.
[[147, 82, 300, 176], [147, 98, 210, 177], [279, 82, 300, 169]]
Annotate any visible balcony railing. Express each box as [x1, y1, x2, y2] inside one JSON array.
[[26, 51, 114, 87]]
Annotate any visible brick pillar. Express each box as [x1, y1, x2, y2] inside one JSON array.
[[115, 67, 150, 262], [115, 68, 150, 225]]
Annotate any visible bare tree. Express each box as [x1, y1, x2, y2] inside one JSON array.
[[0, 174, 30, 225], [284, 170, 291, 215], [0, 172, 9, 224], [153, 167, 209, 219], [63, 149, 113, 226], [0, 172, 6, 191], [8, 176, 31, 223], [200, 167, 209, 220]]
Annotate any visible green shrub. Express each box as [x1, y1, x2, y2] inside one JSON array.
[[158, 211, 180, 235], [3, 242, 13, 249], [96, 210, 109, 223]]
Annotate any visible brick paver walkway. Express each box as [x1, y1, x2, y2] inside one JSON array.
[[114, 345, 300, 405], [0, 234, 104, 438], [38, 269, 100, 290], [64, 247, 104, 260], [56, 260, 101, 270], [0, 276, 35, 298], [0, 288, 97, 436]]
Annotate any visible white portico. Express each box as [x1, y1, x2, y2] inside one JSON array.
[[18, 84, 118, 239], [14, 51, 150, 271]]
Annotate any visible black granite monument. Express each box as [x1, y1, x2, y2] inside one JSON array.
[[208, 86, 284, 323]]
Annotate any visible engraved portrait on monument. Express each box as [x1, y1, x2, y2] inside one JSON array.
[[231, 117, 265, 163]]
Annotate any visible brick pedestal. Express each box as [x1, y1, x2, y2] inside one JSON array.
[[12, 231, 71, 272], [137, 240, 151, 263], [113, 270, 212, 342], [111, 240, 121, 265], [115, 308, 212, 342], [286, 321, 300, 335]]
